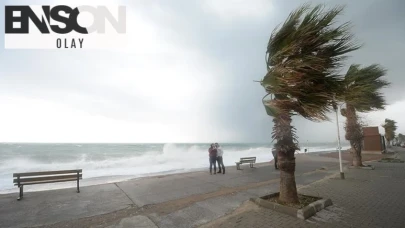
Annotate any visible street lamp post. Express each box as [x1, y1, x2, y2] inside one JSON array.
[[334, 104, 345, 179]]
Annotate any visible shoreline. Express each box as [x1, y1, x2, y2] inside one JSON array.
[[0, 149, 349, 195], [0, 162, 273, 195]]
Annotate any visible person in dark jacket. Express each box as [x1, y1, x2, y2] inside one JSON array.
[[271, 148, 278, 170], [208, 144, 217, 174]]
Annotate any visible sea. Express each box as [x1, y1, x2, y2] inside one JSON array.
[[0, 142, 350, 194]]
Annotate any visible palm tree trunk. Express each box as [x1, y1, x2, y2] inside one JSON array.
[[273, 112, 299, 204], [351, 141, 362, 166], [344, 104, 363, 167]]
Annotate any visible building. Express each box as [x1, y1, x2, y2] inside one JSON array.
[[363, 126, 386, 153]]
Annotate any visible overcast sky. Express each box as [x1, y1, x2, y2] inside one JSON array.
[[0, 0, 404, 143]]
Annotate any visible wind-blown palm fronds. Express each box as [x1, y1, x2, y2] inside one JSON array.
[[341, 64, 389, 110], [262, 4, 360, 121]]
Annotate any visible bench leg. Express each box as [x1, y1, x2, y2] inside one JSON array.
[[76, 171, 80, 193], [17, 185, 23, 200]]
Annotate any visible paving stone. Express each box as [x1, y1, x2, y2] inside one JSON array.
[[106, 215, 158, 228]]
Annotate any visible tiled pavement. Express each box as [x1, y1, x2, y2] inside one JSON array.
[[203, 148, 405, 228]]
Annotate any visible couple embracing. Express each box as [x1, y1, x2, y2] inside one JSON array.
[[208, 143, 225, 175]]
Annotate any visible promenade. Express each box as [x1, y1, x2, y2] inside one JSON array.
[[203, 147, 405, 228], [0, 149, 398, 228]]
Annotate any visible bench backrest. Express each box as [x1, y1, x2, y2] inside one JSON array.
[[13, 169, 82, 186], [240, 157, 256, 162]]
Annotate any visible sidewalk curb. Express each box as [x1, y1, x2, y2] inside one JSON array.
[[298, 167, 347, 191]]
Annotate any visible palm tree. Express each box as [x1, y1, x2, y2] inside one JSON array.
[[261, 4, 360, 204], [382, 118, 397, 146], [398, 133, 405, 144], [340, 64, 389, 166], [393, 136, 399, 146], [398, 133, 405, 145]]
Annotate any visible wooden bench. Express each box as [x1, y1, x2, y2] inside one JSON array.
[[235, 157, 256, 170], [13, 169, 82, 200]]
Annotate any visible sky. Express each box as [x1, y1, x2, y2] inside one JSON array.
[[0, 0, 404, 143]]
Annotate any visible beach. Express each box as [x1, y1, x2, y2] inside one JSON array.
[[0, 150, 386, 228]]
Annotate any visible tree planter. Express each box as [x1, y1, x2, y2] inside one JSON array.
[[250, 192, 333, 220], [348, 164, 375, 170]]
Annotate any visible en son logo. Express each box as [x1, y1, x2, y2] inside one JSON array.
[[4, 5, 126, 49]]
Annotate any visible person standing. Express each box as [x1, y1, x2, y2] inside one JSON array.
[[215, 143, 225, 174], [208, 144, 217, 174], [271, 148, 278, 170]]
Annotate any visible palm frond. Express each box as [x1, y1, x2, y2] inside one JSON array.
[[342, 64, 390, 112]]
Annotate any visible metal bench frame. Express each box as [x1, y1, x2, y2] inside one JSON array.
[[235, 157, 257, 170], [13, 169, 82, 200]]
